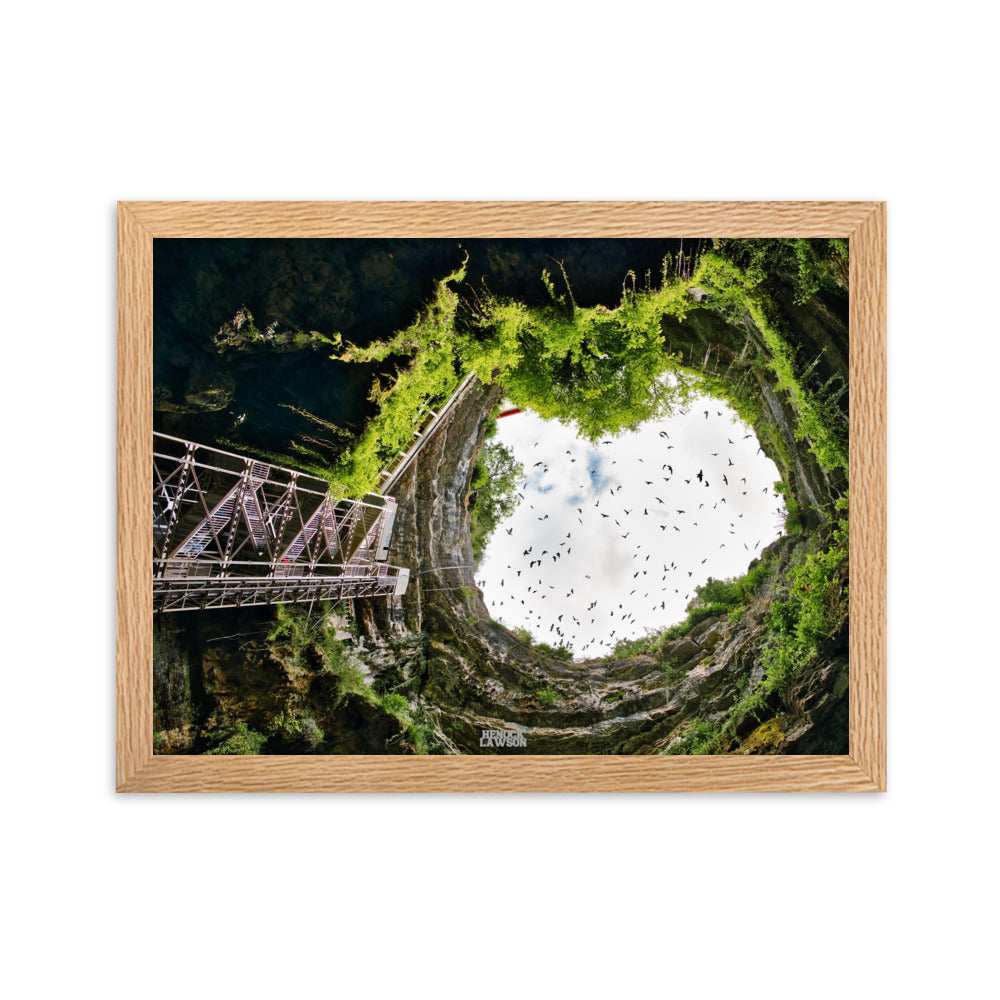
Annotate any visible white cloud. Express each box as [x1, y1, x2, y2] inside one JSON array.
[[476, 390, 785, 659]]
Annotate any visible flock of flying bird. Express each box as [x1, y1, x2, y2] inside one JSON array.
[[476, 407, 786, 660]]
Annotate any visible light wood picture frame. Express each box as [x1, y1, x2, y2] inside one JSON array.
[[117, 201, 885, 792]]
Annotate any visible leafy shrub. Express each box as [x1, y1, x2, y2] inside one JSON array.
[[204, 722, 267, 756], [537, 686, 561, 705], [664, 717, 723, 755], [759, 522, 848, 701], [533, 642, 572, 661], [469, 439, 525, 564], [659, 603, 733, 642], [611, 634, 658, 658], [379, 693, 410, 719], [266, 712, 326, 750]]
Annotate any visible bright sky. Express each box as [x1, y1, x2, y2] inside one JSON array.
[[475, 388, 785, 660]]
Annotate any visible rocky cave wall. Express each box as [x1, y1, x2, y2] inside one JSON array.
[[353, 292, 850, 755]]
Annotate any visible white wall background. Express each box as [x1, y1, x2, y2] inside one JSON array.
[[3, 3, 996, 997]]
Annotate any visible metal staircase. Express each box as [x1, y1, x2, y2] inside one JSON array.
[[153, 433, 409, 612]]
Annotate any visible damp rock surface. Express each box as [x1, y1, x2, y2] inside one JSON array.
[[352, 290, 849, 754]]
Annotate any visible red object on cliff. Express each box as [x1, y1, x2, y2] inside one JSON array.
[[497, 408, 523, 419]]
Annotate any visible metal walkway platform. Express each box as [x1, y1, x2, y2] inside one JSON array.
[[153, 433, 409, 612]]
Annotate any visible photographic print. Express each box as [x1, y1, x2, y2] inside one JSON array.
[[119, 202, 885, 790]]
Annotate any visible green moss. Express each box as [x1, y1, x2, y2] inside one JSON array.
[[740, 717, 787, 754]]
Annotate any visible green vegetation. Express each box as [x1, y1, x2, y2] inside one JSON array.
[[610, 631, 661, 659], [758, 503, 849, 702], [212, 244, 848, 756], [315, 261, 467, 495], [711, 238, 849, 305], [664, 717, 724, 755], [665, 497, 849, 754], [651, 557, 776, 647], [774, 480, 802, 533], [532, 642, 573, 661], [467, 261, 704, 441], [213, 306, 279, 351], [599, 538, 796, 672], [266, 711, 325, 750], [204, 722, 268, 755], [246, 604, 442, 754], [468, 436, 525, 564], [693, 253, 848, 473], [508, 625, 573, 661], [268, 602, 367, 703], [537, 686, 561, 705], [309, 240, 847, 509]]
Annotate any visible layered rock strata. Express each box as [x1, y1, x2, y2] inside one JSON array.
[[353, 294, 849, 754]]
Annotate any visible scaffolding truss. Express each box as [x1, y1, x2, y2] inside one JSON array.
[[153, 433, 409, 612]]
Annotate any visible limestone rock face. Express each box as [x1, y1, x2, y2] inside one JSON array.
[[353, 293, 849, 755], [152, 253, 850, 757]]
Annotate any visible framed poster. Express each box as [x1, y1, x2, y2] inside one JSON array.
[[118, 201, 885, 791]]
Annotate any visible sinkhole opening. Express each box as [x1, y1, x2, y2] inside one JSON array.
[[474, 391, 786, 661]]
